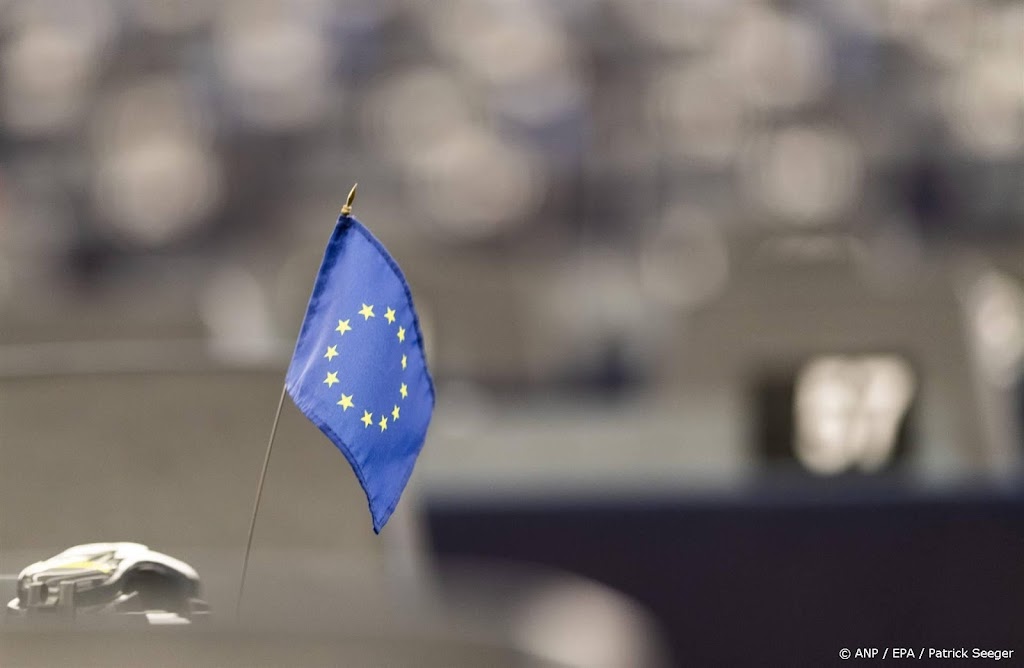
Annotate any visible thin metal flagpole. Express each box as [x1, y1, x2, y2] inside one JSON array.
[[234, 183, 358, 622], [235, 383, 287, 621]]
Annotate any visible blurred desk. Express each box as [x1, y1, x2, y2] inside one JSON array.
[[0, 625, 537, 668]]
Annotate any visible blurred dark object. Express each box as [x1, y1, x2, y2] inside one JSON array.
[[904, 154, 959, 237], [428, 487, 1024, 667], [901, 153, 1024, 241]]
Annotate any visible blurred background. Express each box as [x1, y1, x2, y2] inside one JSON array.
[[1, 0, 1023, 665]]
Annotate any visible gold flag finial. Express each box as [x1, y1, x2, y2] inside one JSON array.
[[341, 183, 358, 217]]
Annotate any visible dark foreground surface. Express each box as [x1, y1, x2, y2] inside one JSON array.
[[427, 486, 1024, 667]]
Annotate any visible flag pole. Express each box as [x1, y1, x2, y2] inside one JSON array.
[[235, 384, 285, 620], [235, 183, 359, 621]]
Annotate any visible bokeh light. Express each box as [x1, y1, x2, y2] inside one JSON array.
[[796, 355, 916, 475], [215, 0, 332, 131], [722, 4, 830, 112], [741, 125, 863, 225], [90, 77, 221, 247]]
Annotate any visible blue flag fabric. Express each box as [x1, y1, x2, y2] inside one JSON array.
[[285, 214, 434, 532]]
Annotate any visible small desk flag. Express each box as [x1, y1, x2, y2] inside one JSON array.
[[285, 213, 434, 532]]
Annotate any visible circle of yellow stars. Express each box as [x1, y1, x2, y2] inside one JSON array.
[[321, 302, 411, 433]]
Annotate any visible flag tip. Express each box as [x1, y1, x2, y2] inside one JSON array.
[[341, 183, 358, 217]]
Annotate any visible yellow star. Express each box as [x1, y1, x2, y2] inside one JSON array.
[[396, 326, 406, 342], [384, 307, 396, 324], [324, 345, 338, 361], [391, 405, 400, 421], [361, 410, 373, 428], [323, 371, 339, 388], [379, 416, 388, 432], [401, 354, 407, 370], [335, 319, 351, 335], [337, 393, 354, 411], [358, 303, 375, 320], [400, 382, 408, 399]]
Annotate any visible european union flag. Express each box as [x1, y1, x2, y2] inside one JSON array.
[[285, 212, 434, 532]]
